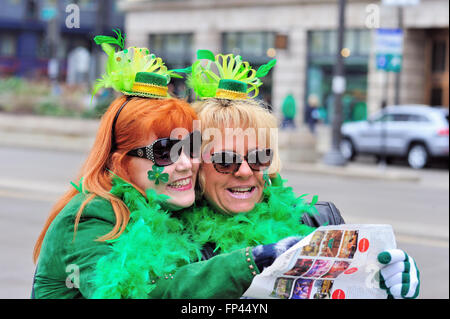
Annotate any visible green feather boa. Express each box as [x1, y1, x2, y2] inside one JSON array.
[[92, 177, 201, 299], [91, 175, 318, 298], [181, 176, 318, 254]]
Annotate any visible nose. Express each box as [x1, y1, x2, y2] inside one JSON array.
[[175, 148, 193, 172], [234, 160, 253, 178]]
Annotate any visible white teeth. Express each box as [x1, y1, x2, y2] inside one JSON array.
[[169, 178, 190, 187], [230, 187, 253, 192]]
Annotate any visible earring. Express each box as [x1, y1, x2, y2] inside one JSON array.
[[263, 169, 271, 188]]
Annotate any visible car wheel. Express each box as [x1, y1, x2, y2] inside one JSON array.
[[340, 138, 356, 161], [407, 144, 429, 169]]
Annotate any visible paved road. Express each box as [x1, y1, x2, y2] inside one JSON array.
[[0, 146, 448, 298], [282, 163, 449, 299]]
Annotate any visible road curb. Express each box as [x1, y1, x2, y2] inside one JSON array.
[[281, 162, 421, 182]]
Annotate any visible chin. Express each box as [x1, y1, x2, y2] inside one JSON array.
[[169, 196, 195, 210], [224, 202, 257, 214]]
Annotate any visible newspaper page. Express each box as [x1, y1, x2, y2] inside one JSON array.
[[243, 224, 397, 299]]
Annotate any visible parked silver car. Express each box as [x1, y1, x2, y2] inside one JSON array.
[[340, 105, 449, 169]]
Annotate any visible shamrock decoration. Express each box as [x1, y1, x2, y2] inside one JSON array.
[[147, 165, 169, 185]]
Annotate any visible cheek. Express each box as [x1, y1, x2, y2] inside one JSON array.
[[200, 164, 223, 195], [191, 162, 200, 177], [255, 172, 266, 187]]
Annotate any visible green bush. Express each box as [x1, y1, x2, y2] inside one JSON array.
[[0, 77, 116, 118], [33, 100, 76, 117]]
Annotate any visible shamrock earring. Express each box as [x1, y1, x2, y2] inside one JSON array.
[[263, 170, 271, 188], [147, 165, 170, 185]]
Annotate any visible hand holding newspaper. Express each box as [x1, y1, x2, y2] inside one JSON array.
[[243, 224, 397, 299]]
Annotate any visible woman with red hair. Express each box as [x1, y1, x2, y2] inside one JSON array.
[[32, 32, 265, 299]]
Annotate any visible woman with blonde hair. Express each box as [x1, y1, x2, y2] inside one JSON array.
[[181, 50, 420, 299]]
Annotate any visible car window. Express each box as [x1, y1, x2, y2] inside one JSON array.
[[392, 114, 409, 122], [404, 114, 430, 122], [373, 113, 395, 122]]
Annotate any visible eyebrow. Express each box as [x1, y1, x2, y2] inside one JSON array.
[[210, 148, 262, 155]]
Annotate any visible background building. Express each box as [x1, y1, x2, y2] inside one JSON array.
[[118, 0, 449, 124], [0, 0, 124, 81]]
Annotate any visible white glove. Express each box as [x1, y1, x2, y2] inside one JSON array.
[[378, 249, 420, 299]]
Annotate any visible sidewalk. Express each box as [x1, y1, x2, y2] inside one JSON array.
[[281, 162, 420, 182], [0, 113, 98, 152], [0, 113, 420, 181]]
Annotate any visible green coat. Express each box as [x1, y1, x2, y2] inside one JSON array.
[[281, 94, 296, 119], [33, 193, 260, 299]]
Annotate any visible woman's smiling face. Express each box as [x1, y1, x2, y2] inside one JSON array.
[[127, 131, 199, 210], [200, 128, 266, 214]]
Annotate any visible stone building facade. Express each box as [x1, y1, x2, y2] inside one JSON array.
[[118, 0, 449, 124]]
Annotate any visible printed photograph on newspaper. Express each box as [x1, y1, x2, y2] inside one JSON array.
[[243, 224, 397, 299]]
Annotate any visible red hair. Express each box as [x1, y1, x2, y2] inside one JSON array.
[[33, 96, 198, 263]]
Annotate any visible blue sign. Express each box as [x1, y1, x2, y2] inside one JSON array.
[[375, 29, 403, 72]]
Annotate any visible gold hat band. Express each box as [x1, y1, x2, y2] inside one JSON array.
[[215, 88, 248, 100], [132, 82, 168, 97]]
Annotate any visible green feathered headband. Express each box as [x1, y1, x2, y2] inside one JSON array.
[[92, 29, 184, 99], [185, 49, 276, 100]]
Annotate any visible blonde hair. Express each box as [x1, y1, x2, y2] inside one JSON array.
[[192, 98, 281, 193]]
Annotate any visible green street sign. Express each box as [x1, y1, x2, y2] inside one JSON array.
[[376, 53, 403, 73]]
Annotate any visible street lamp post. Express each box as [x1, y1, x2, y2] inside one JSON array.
[[46, 1, 61, 96], [323, 0, 347, 166], [394, 6, 403, 105], [94, 0, 107, 82]]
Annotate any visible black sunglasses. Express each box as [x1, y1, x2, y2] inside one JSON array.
[[210, 149, 273, 174], [127, 131, 201, 166]]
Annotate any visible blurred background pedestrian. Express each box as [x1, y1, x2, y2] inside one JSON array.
[[281, 93, 296, 130]]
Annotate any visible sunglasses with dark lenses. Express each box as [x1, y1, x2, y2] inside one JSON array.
[[127, 131, 201, 166], [210, 149, 273, 174]]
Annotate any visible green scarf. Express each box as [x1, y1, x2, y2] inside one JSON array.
[[92, 177, 201, 299], [181, 175, 318, 254], [90, 175, 319, 298]]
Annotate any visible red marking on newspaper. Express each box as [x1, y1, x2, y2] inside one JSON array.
[[359, 238, 370, 253], [332, 289, 346, 299]]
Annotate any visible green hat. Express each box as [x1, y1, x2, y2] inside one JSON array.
[[92, 29, 183, 99], [122, 72, 169, 98], [186, 49, 276, 100]]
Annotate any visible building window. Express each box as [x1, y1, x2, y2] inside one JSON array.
[[0, 34, 16, 57], [432, 40, 447, 73], [425, 29, 449, 107], [25, 0, 38, 20], [306, 29, 370, 124], [65, 0, 97, 10], [223, 32, 275, 63], [149, 33, 193, 98], [222, 32, 275, 106], [308, 29, 371, 58], [149, 33, 193, 69], [431, 87, 443, 106]]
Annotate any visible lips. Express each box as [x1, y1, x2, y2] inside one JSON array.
[[226, 186, 256, 199], [167, 177, 192, 191]]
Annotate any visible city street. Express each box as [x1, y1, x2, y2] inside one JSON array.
[[0, 146, 448, 299]]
